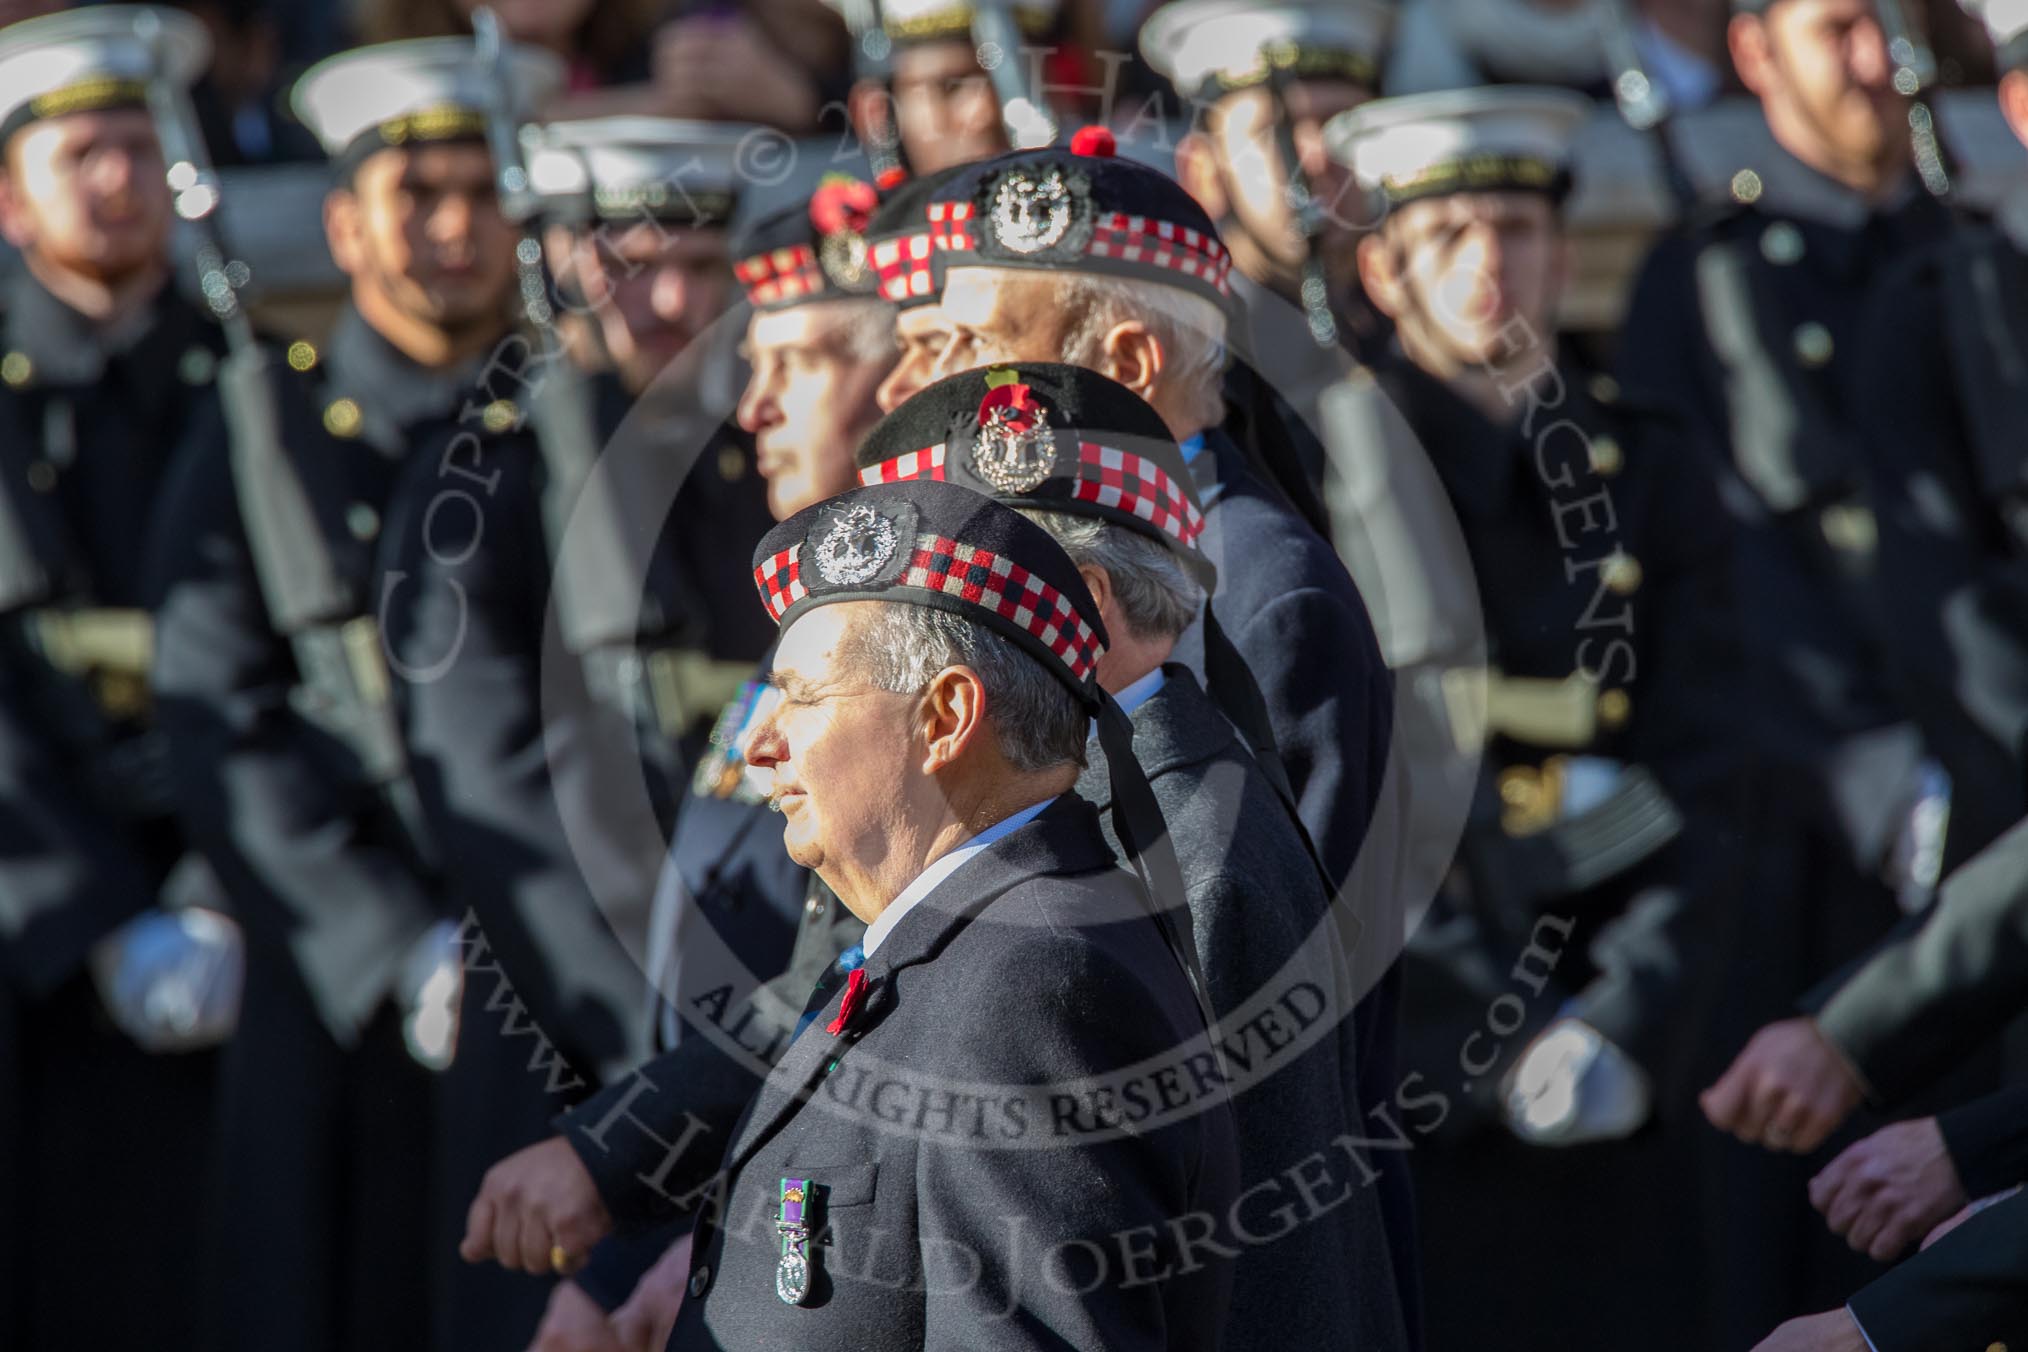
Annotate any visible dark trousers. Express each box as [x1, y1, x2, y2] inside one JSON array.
[[4, 972, 216, 1351], [1698, 762, 2002, 1347], [200, 943, 434, 1352], [1415, 1123, 1711, 1352], [428, 977, 588, 1350]]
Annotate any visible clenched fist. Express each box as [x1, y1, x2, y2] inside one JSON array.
[[462, 1135, 614, 1276], [1809, 1116, 1966, 1261], [1702, 1017, 1865, 1154]]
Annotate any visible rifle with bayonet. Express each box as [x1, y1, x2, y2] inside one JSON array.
[[1595, 0, 1699, 208], [971, 0, 1057, 150], [1264, 59, 1337, 351], [133, 8, 435, 866], [838, 0, 907, 183], [1875, 0, 1954, 198], [472, 7, 750, 744]]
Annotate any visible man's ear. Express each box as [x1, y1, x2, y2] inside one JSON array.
[[847, 79, 895, 148], [1174, 129, 1229, 222], [1076, 563, 1114, 628], [1728, 12, 1775, 99], [1356, 230, 1406, 321], [1098, 321, 1163, 402], [2000, 70, 2028, 153], [0, 167, 31, 252], [919, 664, 988, 773], [323, 187, 364, 279]]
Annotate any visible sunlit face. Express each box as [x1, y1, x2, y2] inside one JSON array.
[[875, 302, 957, 412], [1207, 81, 1373, 273], [330, 143, 516, 334], [0, 110, 169, 283], [935, 267, 1079, 376], [576, 223, 733, 391], [737, 301, 895, 520], [1369, 191, 1565, 370], [1738, 0, 1909, 175], [890, 39, 1007, 173], [743, 603, 923, 885]]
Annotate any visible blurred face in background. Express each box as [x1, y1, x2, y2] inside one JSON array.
[[875, 303, 957, 412], [1730, 0, 1911, 191], [0, 109, 170, 286], [326, 142, 516, 346], [1359, 190, 1566, 378], [889, 40, 1007, 173], [737, 299, 897, 519], [576, 223, 732, 392], [1177, 79, 1372, 289]]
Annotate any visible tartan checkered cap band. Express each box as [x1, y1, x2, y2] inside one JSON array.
[[930, 146, 1235, 309], [751, 481, 1110, 701], [734, 244, 827, 308], [862, 163, 971, 308], [851, 363, 1212, 577], [731, 174, 882, 309]]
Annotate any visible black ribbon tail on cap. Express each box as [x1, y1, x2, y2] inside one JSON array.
[[1095, 691, 1220, 1040], [1199, 607, 1294, 805], [1234, 363, 1334, 539], [1198, 609, 1347, 914]]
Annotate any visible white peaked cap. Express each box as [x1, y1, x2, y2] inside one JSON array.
[[291, 37, 563, 158], [1141, 0, 1391, 100], [822, 0, 1059, 43], [1325, 85, 1590, 202], [1975, 0, 2028, 56], [0, 6, 208, 139], [524, 117, 765, 222]]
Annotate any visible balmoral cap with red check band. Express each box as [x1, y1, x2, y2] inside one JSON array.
[[751, 477, 1215, 1028], [863, 163, 970, 309], [928, 132, 1238, 314], [752, 479, 1110, 704], [851, 363, 1214, 587], [732, 173, 884, 310], [856, 366, 1316, 816]]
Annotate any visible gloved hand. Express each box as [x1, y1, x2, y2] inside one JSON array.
[[398, 920, 464, 1072], [1503, 1017, 1652, 1146], [89, 905, 243, 1052]]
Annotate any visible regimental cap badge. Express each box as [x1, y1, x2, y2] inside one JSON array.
[[969, 368, 1060, 494], [983, 164, 1092, 258], [811, 173, 879, 292], [812, 502, 900, 586]]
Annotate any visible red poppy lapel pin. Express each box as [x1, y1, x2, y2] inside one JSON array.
[[825, 967, 868, 1037]]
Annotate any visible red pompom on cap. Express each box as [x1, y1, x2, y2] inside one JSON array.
[[1069, 125, 1116, 158]]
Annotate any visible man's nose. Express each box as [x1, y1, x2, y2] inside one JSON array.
[[92, 146, 139, 197], [651, 265, 693, 324], [736, 370, 780, 434], [876, 354, 923, 413], [1849, 18, 1894, 87], [429, 193, 476, 245], [1294, 121, 1334, 183], [742, 714, 785, 769], [1464, 223, 1503, 273]]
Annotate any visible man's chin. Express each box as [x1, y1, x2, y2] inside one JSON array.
[[417, 282, 511, 327], [53, 235, 165, 284], [911, 136, 1004, 177]]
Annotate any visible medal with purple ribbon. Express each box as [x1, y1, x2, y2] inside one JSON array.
[[776, 1177, 812, 1305]]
